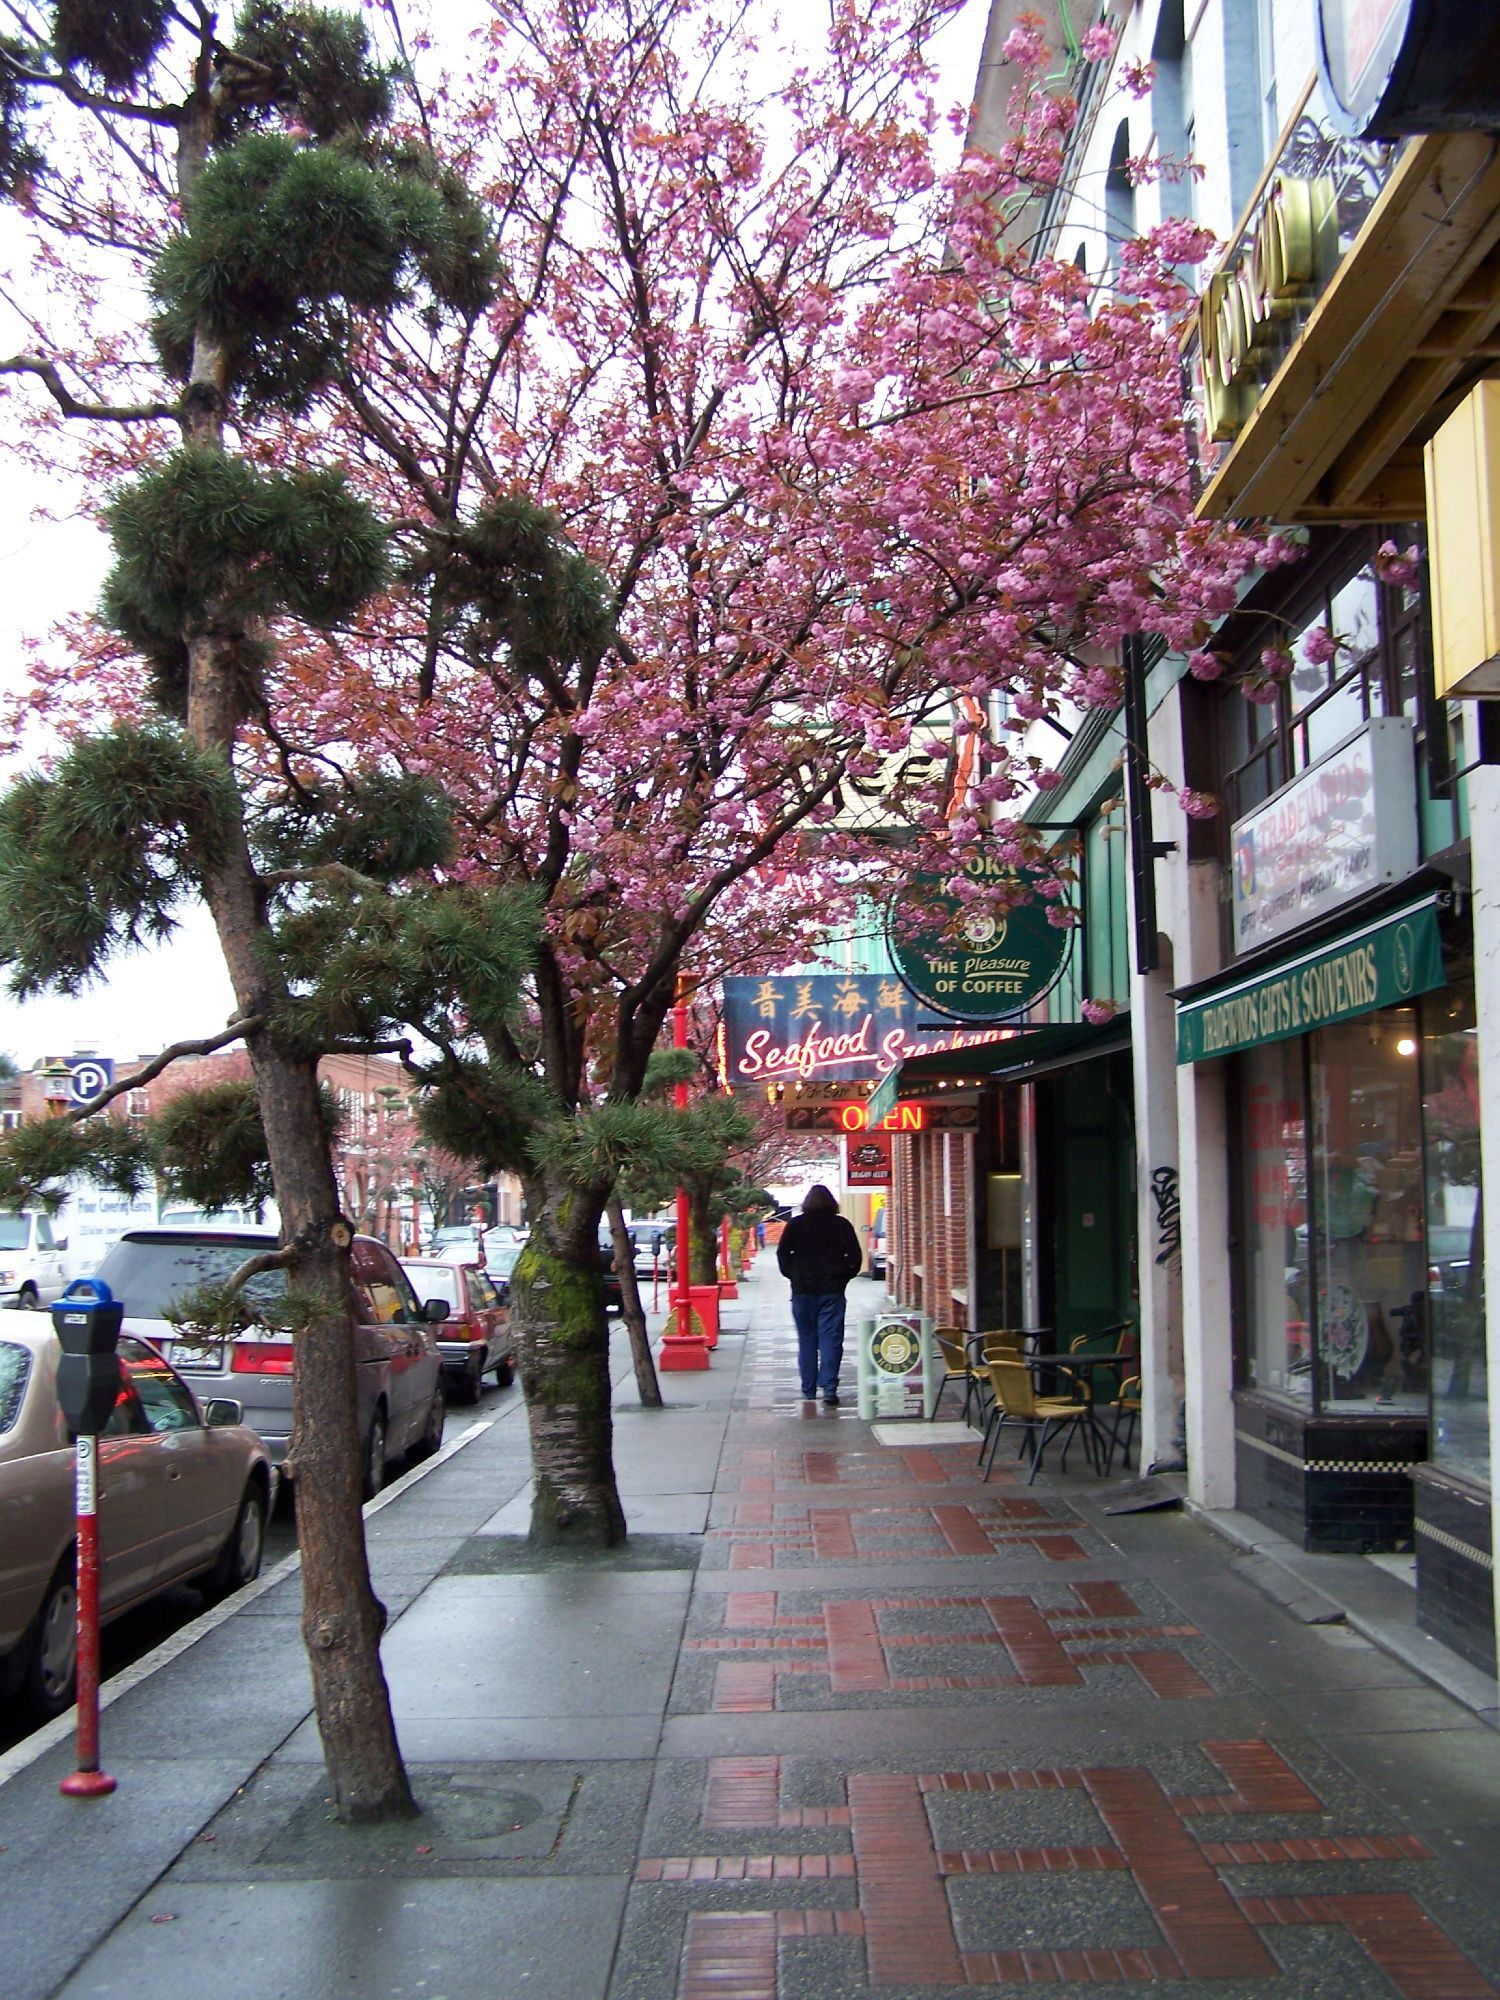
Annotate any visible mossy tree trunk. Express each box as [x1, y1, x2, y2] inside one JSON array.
[[512, 1170, 627, 1546], [688, 1183, 719, 1287]]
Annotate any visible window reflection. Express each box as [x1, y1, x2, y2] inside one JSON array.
[[1422, 983, 1487, 1482]]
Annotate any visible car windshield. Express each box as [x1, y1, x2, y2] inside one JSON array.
[[96, 1235, 286, 1320], [486, 1244, 523, 1279], [406, 1264, 460, 1307], [0, 1213, 30, 1250], [0, 1340, 30, 1434]]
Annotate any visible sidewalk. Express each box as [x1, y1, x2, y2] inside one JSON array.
[[3, 1262, 1500, 1998]]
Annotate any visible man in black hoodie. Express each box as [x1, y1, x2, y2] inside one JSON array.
[[777, 1184, 863, 1404]]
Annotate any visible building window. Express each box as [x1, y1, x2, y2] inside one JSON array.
[[1237, 1008, 1429, 1417], [1422, 977, 1487, 1484], [1103, 122, 1135, 284], [1151, 0, 1195, 222], [1222, 531, 1426, 823]]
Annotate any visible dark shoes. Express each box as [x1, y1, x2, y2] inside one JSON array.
[[821, 1392, 839, 1406]]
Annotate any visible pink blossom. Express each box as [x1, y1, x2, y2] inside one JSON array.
[[1034, 767, 1064, 791], [1081, 24, 1116, 62], [1177, 787, 1218, 820], [1243, 679, 1281, 706], [1374, 540, 1421, 588], [1081, 998, 1117, 1025], [1121, 58, 1155, 98], [1187, 649, 1224, 681], [1301, 624, 1338, 667], [1001, 20, 1046, 66], [1259, 646, 1293, 680]]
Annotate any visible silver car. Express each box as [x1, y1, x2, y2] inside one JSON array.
[[0, 1317, 274, 1718], [91, 1230, 445, 1499]]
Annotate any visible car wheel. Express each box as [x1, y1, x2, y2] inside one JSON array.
[[362, 1408, 388, 1500], [493, 1356, 515, 1388], [204, 1481, 267, 1601], [22, 1559, 78, 1719], [457, 1356, 485, 1405], [410, 1384, 445, 1463], [17, 1284, 39, 1311]]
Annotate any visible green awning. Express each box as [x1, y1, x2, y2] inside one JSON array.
[[1176, 895, 1444, 1065], [871, 1018, 1131, 1117]]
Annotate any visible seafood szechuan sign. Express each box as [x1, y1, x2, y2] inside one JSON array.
[[722, 974, 1018, 1089]]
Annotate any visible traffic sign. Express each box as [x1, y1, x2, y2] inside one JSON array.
[[66, 1057, 114, 1106]]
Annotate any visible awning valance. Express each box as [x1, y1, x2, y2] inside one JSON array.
[[1175, 895, 1443, 1065], [869, 1017, 1131, 1120]]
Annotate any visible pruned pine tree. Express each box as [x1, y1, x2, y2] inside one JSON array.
[[0, 1, 503, 1823]]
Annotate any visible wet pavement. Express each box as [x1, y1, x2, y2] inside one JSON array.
[[2, 1264, 1497, 1998]]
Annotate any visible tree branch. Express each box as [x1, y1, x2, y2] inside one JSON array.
[[65, 1015, 264, 1122], [0, 354, 179, 422]]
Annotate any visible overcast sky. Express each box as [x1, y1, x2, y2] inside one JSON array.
[[0, 0, 989, 1073]]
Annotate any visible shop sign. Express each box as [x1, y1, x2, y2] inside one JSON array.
[[723, 973, 1019, 1087], [1230, 718, 1417, 953], [845, 1130, 892, 1189], [1182, 80, 1395, 485], [1175, 896, 1443, 1064], [786, 1101, 976, 1133], [888, 861, 1071, 1023], [1317, 0, 1500, 137]]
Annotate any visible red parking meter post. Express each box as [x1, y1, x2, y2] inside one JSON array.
[[659, 982, 709, 1371], [60, 1432, 115, 1798]]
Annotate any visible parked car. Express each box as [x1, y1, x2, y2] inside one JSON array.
[[0, 1317, 274, 1718], [1428, 1221, 1475, 1301], [632, 1221, 675, 1282], [400, 1258, 514, 1403], [868, 1210, 887, 1280], [484, 1240, 524, 1302], [91, 1230, 445, 1498], [0, 1210, 69, 1310]]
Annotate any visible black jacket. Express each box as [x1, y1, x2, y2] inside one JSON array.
[[777, 1209, 863, 1295]]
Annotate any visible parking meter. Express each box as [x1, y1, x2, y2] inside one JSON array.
[[49, 1279, 124, 1799], [53, 1278, 125, 1436]]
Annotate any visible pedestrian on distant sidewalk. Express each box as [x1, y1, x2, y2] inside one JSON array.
[[777, 1184, 862, 1404]]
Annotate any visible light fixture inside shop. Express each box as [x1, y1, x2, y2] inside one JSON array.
[[1396, 1036, 1418, 1057]]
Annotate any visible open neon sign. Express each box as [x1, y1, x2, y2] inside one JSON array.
[[838, 1102, 923, 1133]]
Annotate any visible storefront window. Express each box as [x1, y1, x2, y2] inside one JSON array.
[[1243, 1043, 1311, 1401], [1422, 982, 1487, 1485], [1309, 1010, 1427, 1413]]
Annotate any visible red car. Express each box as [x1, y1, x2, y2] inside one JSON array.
[[400, 1259, 514, 1404]]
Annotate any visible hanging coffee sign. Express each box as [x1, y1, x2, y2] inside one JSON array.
[[888, 860, 1072, 1023]]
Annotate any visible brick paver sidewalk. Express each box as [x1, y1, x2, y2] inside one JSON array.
[[613, 1281, 1500, 2000]]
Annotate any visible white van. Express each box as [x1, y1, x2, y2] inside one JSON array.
[[0, 1212, 69, 1309]]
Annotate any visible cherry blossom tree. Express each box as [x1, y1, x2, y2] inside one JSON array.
[[0, 3, 1277, 1603]]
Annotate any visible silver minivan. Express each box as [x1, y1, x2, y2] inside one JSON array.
[[0, 1210, 69, 1310], [92, 1229, 445, 1496]]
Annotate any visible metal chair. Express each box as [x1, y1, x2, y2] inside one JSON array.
[[1101, 1373, 1142, 1476], [980, 1358, 1097, 1485], [929, 1325, 980, 1425]]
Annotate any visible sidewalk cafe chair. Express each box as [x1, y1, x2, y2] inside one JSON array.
[[970, 1329, 1053, 1464], [980, 1358, 1096, 1485], [1067, 1321, 1137, 1404], [930, 1326, 981, 1425], [1101, 1373, 1142, 1476]]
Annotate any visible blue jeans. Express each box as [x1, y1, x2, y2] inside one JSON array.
[[792, 1291, 847, 1397]]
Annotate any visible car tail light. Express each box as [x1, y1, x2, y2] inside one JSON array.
[[231, 1341, 296, 1375]]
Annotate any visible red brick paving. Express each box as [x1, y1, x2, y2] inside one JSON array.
[[1081, 1765, 1279, 1980], [848, 1772, 965, 1986], [659, 1329, 1498, 1999]]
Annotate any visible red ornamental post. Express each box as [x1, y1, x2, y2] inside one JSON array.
[[660, 980, 709, 1370], [60, 1432, 114, 1797]]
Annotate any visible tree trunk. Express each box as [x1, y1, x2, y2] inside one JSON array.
[[171, 86, 414, 1826], [688, 1185, 718, 1286], [194, 815, 417, 1821], [607, 1196, 663, 1408], [513, 1173, 627, 1545]]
